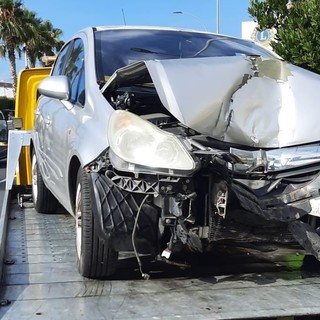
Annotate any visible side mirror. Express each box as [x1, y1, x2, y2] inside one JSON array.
[[38, 75, 70, 100]]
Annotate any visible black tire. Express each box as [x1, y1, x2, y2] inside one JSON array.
[[31, 151, 59, 213], [75, 167, 118, 278]]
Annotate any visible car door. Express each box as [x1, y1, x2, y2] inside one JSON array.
[[39, 38, 86, 207], [35, 41, 72, 187]]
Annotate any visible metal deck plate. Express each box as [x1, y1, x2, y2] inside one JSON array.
[[1, 200, 320, 319]]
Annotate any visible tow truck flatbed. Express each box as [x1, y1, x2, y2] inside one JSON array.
[[1, 193, 320, 320]]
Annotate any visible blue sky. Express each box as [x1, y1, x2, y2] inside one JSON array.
[[0, 0, 253, 82]]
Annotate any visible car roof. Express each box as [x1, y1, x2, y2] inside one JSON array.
[[81, 25, 238, 40]]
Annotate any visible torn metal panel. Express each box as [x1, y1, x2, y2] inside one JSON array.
[[140, 56, 252, 139], [104, 56, 320, 148], [102, 56, 252, 139], [227, 58, 320, 147]]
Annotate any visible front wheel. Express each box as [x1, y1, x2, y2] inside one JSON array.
[[31, 151, 59, 213], [75, 168, 118, 278]]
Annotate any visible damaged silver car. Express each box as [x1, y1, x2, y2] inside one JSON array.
[[32, 26, 320, 278]]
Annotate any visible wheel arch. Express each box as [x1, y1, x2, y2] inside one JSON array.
[[69, 155, 81, 213]]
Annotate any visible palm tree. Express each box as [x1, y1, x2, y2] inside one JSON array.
[[23, 13, 64, 68], [42, 20, 64, 53], [22, 9, 41, 68], [0, 2, 63, 95], [0, 0, 26, 96], [37, 20, 64, 67]]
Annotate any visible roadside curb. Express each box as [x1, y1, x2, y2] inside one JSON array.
[[0, 190, 10, 284]]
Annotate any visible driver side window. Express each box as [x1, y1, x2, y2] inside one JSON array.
[[51, 39, 85, 106], [64, 39, 85, 105]]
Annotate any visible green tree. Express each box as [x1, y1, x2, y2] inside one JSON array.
[[24, 13, 64, 68], [249, 0, 320, 74], [38, 21, 64, 65], [0, 1, 64, 95], [22, 10, 42, 68], [0, 0, 28, 95]]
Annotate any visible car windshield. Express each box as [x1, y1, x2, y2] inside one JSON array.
[[94, 29, 279, 83]]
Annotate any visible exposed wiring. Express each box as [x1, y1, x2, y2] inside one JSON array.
[[132, 194, 150, 280]]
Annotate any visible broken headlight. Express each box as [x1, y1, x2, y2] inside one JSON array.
[[230, 143, 320, 173], [108, 110, 196, 175]]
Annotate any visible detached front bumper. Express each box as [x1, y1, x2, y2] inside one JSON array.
[[232, 171, 320, 222], [228, 171, 320, 261]]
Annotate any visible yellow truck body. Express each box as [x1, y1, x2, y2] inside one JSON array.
[[15, 67, 51, 186]]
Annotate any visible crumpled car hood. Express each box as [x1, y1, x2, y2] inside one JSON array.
[[103, 56, 320, 148]]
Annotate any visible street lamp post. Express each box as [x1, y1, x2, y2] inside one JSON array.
[[23, 44, 28, 69], [173, 11, 208, 31], [216, 0, 220, 33]]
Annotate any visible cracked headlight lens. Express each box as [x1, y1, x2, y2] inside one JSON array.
[[108, 110, 195, 174]]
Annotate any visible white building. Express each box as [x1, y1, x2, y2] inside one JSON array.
[[0, 81, 13, 98]]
